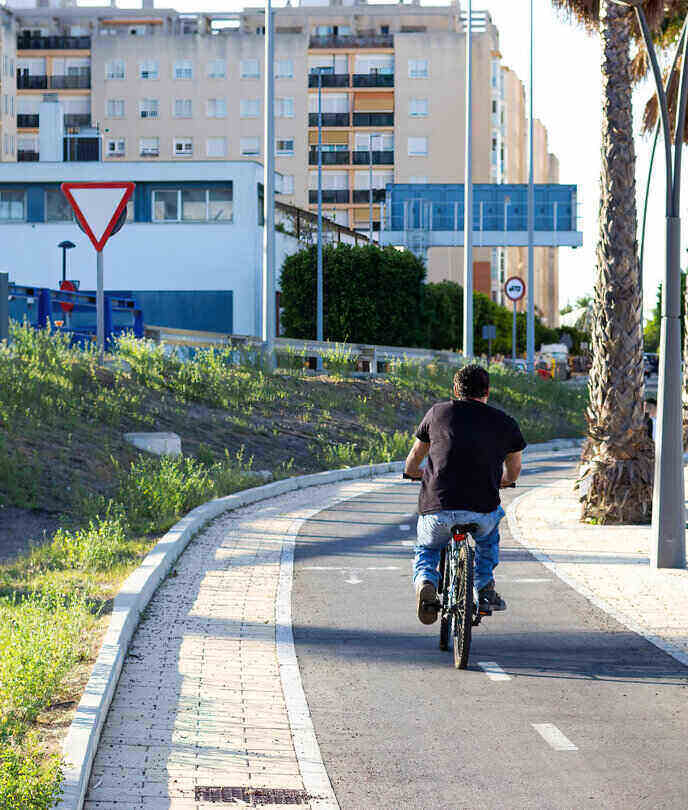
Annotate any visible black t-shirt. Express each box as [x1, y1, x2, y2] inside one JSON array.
[[415, 399, 527, 515]]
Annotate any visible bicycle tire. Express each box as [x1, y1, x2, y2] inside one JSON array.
[[452, 541, 474, 669], [439, 548, 450, 651]]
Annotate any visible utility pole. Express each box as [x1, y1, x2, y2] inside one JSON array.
[[316, 67, 324, 370], [526, 0, 535, 373], [262, 0, 275, 370], [463, 0, 473, 359]]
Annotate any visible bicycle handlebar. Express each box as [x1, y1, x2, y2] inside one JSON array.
[[402, 472, 516, 488]]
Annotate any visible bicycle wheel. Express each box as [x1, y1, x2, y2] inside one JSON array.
[[439, 548, 450, 651], [452, 541, 474, 669]]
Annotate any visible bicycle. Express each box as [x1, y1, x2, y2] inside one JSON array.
[[403, 473, 515, 669]]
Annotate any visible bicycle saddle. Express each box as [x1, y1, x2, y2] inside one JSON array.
[[450, 523, 479, 535]]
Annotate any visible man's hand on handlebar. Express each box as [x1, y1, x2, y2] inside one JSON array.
[[403, 472, 423, 481]]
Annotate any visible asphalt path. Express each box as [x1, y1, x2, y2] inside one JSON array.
[[292, 455, 688, 810]]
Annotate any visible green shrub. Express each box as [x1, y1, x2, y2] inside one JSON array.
[[0, 731, 63, 810], [320, 430, 411, 468], [48, 516, 129, 572]]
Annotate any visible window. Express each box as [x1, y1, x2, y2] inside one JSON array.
[[139, 60, 158, 80], [276, 138, 294, 156], [206, 136, 227, 158], [308, 93, 348, 113], [308, 171, 347, 190], [240, 98, 260, 118], [152, 187, 233, 222], [105, 59, 125, 80], [173, 59, 193, 80], [174, 137, 193, 156], [140, 136, 160, 156], [240, 137, 260, 156], [278, 175, 294, 195], [355, 132, 393, 151], [45, 189, 74, 221], [408, 58, 429, 78], [207, 59, 226, 78], [173, 98, 192, 118], [409, 97, 428, 117], [206, 98, 226, 118], [10, 135, 14, 155], [10, 97, 14, 118], [106, 99, 125, 118], [107, 138, 126, 156], [3, 134, 7, 155], [0, 191, 25, 222], [408, 136, 428, 156], [140, 98, 159, 118], [3, 96, 7, 116], [276, 97, 294, 118], [275, 58, 293, 78], [240, 58, 259, 78]]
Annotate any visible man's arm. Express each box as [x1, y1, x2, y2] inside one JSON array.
[[405, 438, 430, 479], [501, 450, 522, 487]]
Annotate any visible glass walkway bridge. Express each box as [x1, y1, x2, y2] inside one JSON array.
[[379, 183, 583, 257]]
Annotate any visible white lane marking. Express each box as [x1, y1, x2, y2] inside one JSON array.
[[531, 723, 578, 751], [499, 577, 550, 583], [302, 566, 399, 571], [401, 540, 415, 547], [400, 524, 411, 531], [345, 573, 362, 584], [477, 661, 512, 682]]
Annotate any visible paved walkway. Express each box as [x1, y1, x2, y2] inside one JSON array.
[[512, 471, 688, 664], [85, 476, 395, 810]]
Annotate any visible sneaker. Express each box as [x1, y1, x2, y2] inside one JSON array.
[[415, 580, 439, 625], [478, 580, 506, 613]]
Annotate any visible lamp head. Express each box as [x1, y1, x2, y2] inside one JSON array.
[[58, 240, 76, 250]]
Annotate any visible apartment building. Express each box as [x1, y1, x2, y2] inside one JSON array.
[[6, 0, 563, 325], [0, 8, 17, 163]]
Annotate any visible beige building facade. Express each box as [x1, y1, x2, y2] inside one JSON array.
[[7, 0, 562, 324]]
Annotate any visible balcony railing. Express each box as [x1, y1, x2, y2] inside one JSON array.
[[309, 189, 350, 204], [308, 150, 350, 165], [18, 150, 39, 162], [352, 73, 394, 88], [352, 189, 386, 203], [17, 74, 47, 90], [308, 112, 349, 127], [64, 113, 91, 128], [309, 34, 393, 49], [17, 35, 90, 50], [352, 112, 394, 127], [17, 114, 39, 128], [308, 73, 350, 88], [50, 74, 90, 90], [352, 149, 394, 165]]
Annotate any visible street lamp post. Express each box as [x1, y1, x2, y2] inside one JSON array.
[[316, 67, 324, 370], [526, 0, 535, 373], [368, 132, 381, 242], [262, 0, 276, 371], [616, 0, 688, 569], [58, 239, 76, 283], [463, 0, 474, 359]]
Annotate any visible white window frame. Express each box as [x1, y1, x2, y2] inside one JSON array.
[[408, 58, 429, 79], [106, 98, 125, 118], [173, 98, 192, 118], [276, 97, 295, 118], [275, 58, 293, 79], [206, 98, 227, 118], [0, 190, 26, 222], [106, 138, 126, 157], [173, 59, 193, 80], [140, 98, 159, 119], [278, 175, 295, 195], [105, 59, 125, 80], [139, 136, 160, 157], [151, 187, 234, 223], [174, 137, 193, 157], [407, 136, 428, 156], [139, 59, 159, 80], [409, 97, 429, 117], [240, 58, 260, 79], [240, 98, 260, 118], [276, 137, 294, 156], [240, 136, 260, 156], [206, 136, 227, 158], [207, 59, 226, 79]]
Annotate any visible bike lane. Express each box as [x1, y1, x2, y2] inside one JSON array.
[[292, 456, 688, 809]]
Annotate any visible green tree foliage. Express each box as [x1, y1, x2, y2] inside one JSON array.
[[280, 246, 588, 353], [643, 271, 687, 353]]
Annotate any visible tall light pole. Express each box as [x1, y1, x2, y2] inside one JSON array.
[[618, 0, 688, 569], [262, 0, 275, 370], [368, 131, 381, 242], [463, 0, 474, 359], [316, 67, 324, 370], [526, 0, 535, 373]]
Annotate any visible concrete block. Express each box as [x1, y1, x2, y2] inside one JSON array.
[[124, 432, 182, 457]]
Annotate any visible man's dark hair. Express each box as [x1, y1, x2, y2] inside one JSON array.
[[453, 364, 490, 399]]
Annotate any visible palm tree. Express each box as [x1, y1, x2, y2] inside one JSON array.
[[552, 0, 665, 523]]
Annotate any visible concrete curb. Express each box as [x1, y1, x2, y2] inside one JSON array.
[[506, 485, 688, 671], [57, 437, 581, 810]]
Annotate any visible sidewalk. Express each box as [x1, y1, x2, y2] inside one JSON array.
[[510, 471, 688, 665]]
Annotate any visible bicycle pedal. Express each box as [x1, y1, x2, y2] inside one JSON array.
[[478, 606, 492, 616], [421, 599, 440, 612]]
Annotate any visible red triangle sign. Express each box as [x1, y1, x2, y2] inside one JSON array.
[[61, 181, 135, 252]]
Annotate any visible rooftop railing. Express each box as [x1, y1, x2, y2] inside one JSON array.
[[309, 34, 393, 49], [17, 35, 90, 50]]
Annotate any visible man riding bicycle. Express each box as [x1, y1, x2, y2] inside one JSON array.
[[404, 364, 526, 625]]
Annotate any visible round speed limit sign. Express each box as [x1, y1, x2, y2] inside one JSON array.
[[504, 276, 526, 302]]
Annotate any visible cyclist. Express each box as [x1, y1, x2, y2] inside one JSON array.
[[404, 364, 526, 624]]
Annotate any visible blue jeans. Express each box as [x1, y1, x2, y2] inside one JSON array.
[[413, 506, 506, 592]]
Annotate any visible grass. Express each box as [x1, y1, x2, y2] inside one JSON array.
[[0, 322, 587, 805]]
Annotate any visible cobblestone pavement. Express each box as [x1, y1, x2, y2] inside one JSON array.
[[512, 472, 688, 662], [84, 476, 395, 810]]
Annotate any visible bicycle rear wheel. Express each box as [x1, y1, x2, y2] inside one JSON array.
[[452, 541, 474, 669], [439, 548, 450, 651]]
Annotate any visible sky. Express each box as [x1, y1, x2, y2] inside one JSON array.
[[115, 0, 670, 318]]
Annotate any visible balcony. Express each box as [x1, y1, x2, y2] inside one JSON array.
[[18, 150, 39, 162], [352, 150, 394, 165], [309, 189, 350, 204], [353, 189, 386, 203], [352, 73, 394, 88], [17, 114, 39, 128], [308, 112, 349, 127], [17, 35, 90, 50], [17, 74, 47, 90], [352, 112, 394, 127], [308, 73, 349, 88], [64, 113, 91, 128], [50, 74, 90, 90], [308, 150, 350, 165], [309, 34, 393, 49]]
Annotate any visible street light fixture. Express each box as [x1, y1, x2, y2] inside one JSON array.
[[58, 239, 76, 283], [369, 132, 381, 242]]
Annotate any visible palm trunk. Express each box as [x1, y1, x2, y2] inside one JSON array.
[[578, 0, 654, 523]]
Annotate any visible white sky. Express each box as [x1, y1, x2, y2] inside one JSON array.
[[121, 0, 672, 318]]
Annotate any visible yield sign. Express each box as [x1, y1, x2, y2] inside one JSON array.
[[61, 181, 135, 252]]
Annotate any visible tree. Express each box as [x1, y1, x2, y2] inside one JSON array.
[[553, 1, 660, 523]]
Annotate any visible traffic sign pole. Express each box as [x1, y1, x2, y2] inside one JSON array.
[[503, 276, 526, 362], [512, 300, 517, 360], [97, 251, 104, 362]]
